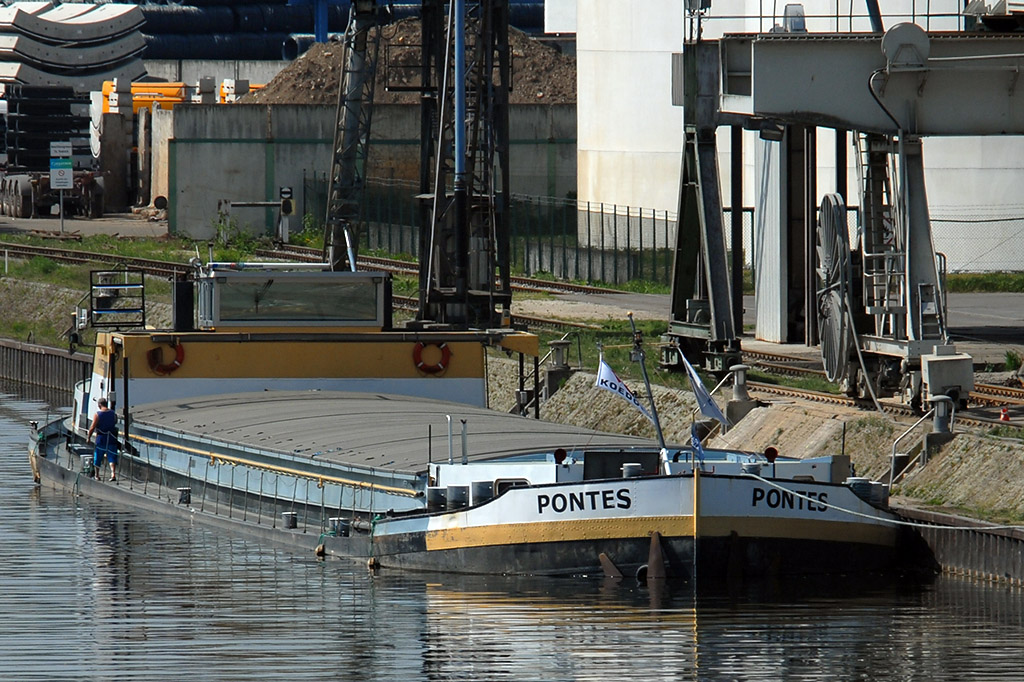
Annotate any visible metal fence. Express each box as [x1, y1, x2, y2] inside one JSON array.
[[301, 176, 1024, 284], [931, 213, 1024, 273], [302, 175, 755, 286]]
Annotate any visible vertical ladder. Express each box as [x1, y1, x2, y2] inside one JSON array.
[[917, 282, 943, 340], [855, 132, 906, 339]]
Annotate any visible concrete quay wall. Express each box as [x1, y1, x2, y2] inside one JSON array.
[[0, 338, 92, 392], [896, 506, 1024, 585]]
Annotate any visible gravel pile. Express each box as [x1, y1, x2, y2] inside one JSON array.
[[242, 17, 575, 106]]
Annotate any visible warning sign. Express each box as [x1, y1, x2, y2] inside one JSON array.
[[50, 158, 73, 190]]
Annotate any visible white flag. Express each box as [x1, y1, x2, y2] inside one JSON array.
[[594, 357, 655, 425], [680, 353, 729, 427]]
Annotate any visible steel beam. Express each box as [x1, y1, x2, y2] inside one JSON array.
[[721, 32, 1024, 135]]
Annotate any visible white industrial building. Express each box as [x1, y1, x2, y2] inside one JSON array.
[[546, 0, 1024, 272]]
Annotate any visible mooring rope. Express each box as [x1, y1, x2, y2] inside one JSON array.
[[745, 473, 1024, 532]]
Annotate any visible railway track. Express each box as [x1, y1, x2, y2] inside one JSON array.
[[0, 241, 188, 278], [254, 245, 626, 296], [748, 359, 826, 379], [972, 382, 1024, 407], [746, 380, 1015, 428], [0, 241, 594, 332], [744, 347, 1024, 410]]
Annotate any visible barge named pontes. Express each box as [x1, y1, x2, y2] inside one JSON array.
[[29, 261, 921, 581]]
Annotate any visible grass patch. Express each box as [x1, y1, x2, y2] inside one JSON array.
[[531, 319, 703, 392], [617, 279, 670, 295], [945, 272, 1024, 293], [0, 311, 82, 348], [391, 274, 418, 298], [986, 425, 1024, 442], [4, 257, 93, 290], [292, 215, 326, 249], [1006, 350, 1023, 372], [0, 233, 200, 263], [3, 253, 175, 299]]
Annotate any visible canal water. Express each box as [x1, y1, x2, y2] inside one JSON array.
[[4, 384, 1024, 681]]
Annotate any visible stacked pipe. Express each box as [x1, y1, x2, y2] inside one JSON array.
[[138, 0, 545, 61]]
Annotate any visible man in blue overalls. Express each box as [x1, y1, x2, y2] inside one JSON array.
[[86, 398, 118, 481]]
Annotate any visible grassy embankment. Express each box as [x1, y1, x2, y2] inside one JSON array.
[[1, 230, 1022, 387]]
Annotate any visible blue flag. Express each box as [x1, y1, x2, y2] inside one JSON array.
[[690, 423, 705, 465]]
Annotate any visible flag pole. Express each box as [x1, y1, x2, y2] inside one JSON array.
[[627, 312, 666, 451]]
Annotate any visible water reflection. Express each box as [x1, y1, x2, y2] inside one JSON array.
[[4, 387, 1024, 681]]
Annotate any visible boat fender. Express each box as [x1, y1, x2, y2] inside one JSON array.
[[147, 342, 185, 375], [367, 557, 379, 570], [413, 341, 451, 374], [315, 543, 326, 557]]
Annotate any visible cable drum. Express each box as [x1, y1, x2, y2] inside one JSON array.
[[816, 193, 854, 383]]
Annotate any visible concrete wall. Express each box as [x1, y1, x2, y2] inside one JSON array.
[[510, 105, 577, 199], [154, 102, 576, 239], [144, 60, 289, 87], [544, 0, 576, 34], [162, 104, 334, 238], [367, 103, 577, 197], [574, 0, 967, 216], [151, 105, 173, 207]]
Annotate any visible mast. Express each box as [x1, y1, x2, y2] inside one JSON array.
[[628, 312, 667, 452]]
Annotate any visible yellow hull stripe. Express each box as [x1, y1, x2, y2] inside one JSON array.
[[420, 514, 896, 551], [129, 433, 418, 497], [424, 516, 695, 550], [104, 334, 487, 380], [698, 516, 897, 546]]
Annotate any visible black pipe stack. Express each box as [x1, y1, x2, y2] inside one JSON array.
[[137, 0, 545, 60]]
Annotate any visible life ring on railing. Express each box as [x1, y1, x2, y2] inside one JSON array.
[[413, 342, 450, 374], [147, 343, 185, 375]]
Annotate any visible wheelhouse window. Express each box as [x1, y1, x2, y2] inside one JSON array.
[[198, 271, 388, 328]]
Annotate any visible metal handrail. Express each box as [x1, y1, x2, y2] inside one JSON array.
[[523, 331, 580, 384], [512, 332, 581, 417], [888, 407, 935, 487]]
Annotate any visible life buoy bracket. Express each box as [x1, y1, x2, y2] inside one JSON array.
[[147, 342, 185, 375], [413, 341, 451, 374]]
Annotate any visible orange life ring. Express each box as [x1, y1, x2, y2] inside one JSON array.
[[413, 342, 450, 374], [147, 343, 185, 375]]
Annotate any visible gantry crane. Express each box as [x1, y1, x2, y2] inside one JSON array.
[[412, 0, 512, 330], [687, 14, 1024, 405], [323, 0, 511, 331], [324, 0, 381, 272]]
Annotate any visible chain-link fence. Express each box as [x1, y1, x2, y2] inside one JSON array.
[[931, 212, 1024, 273]]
